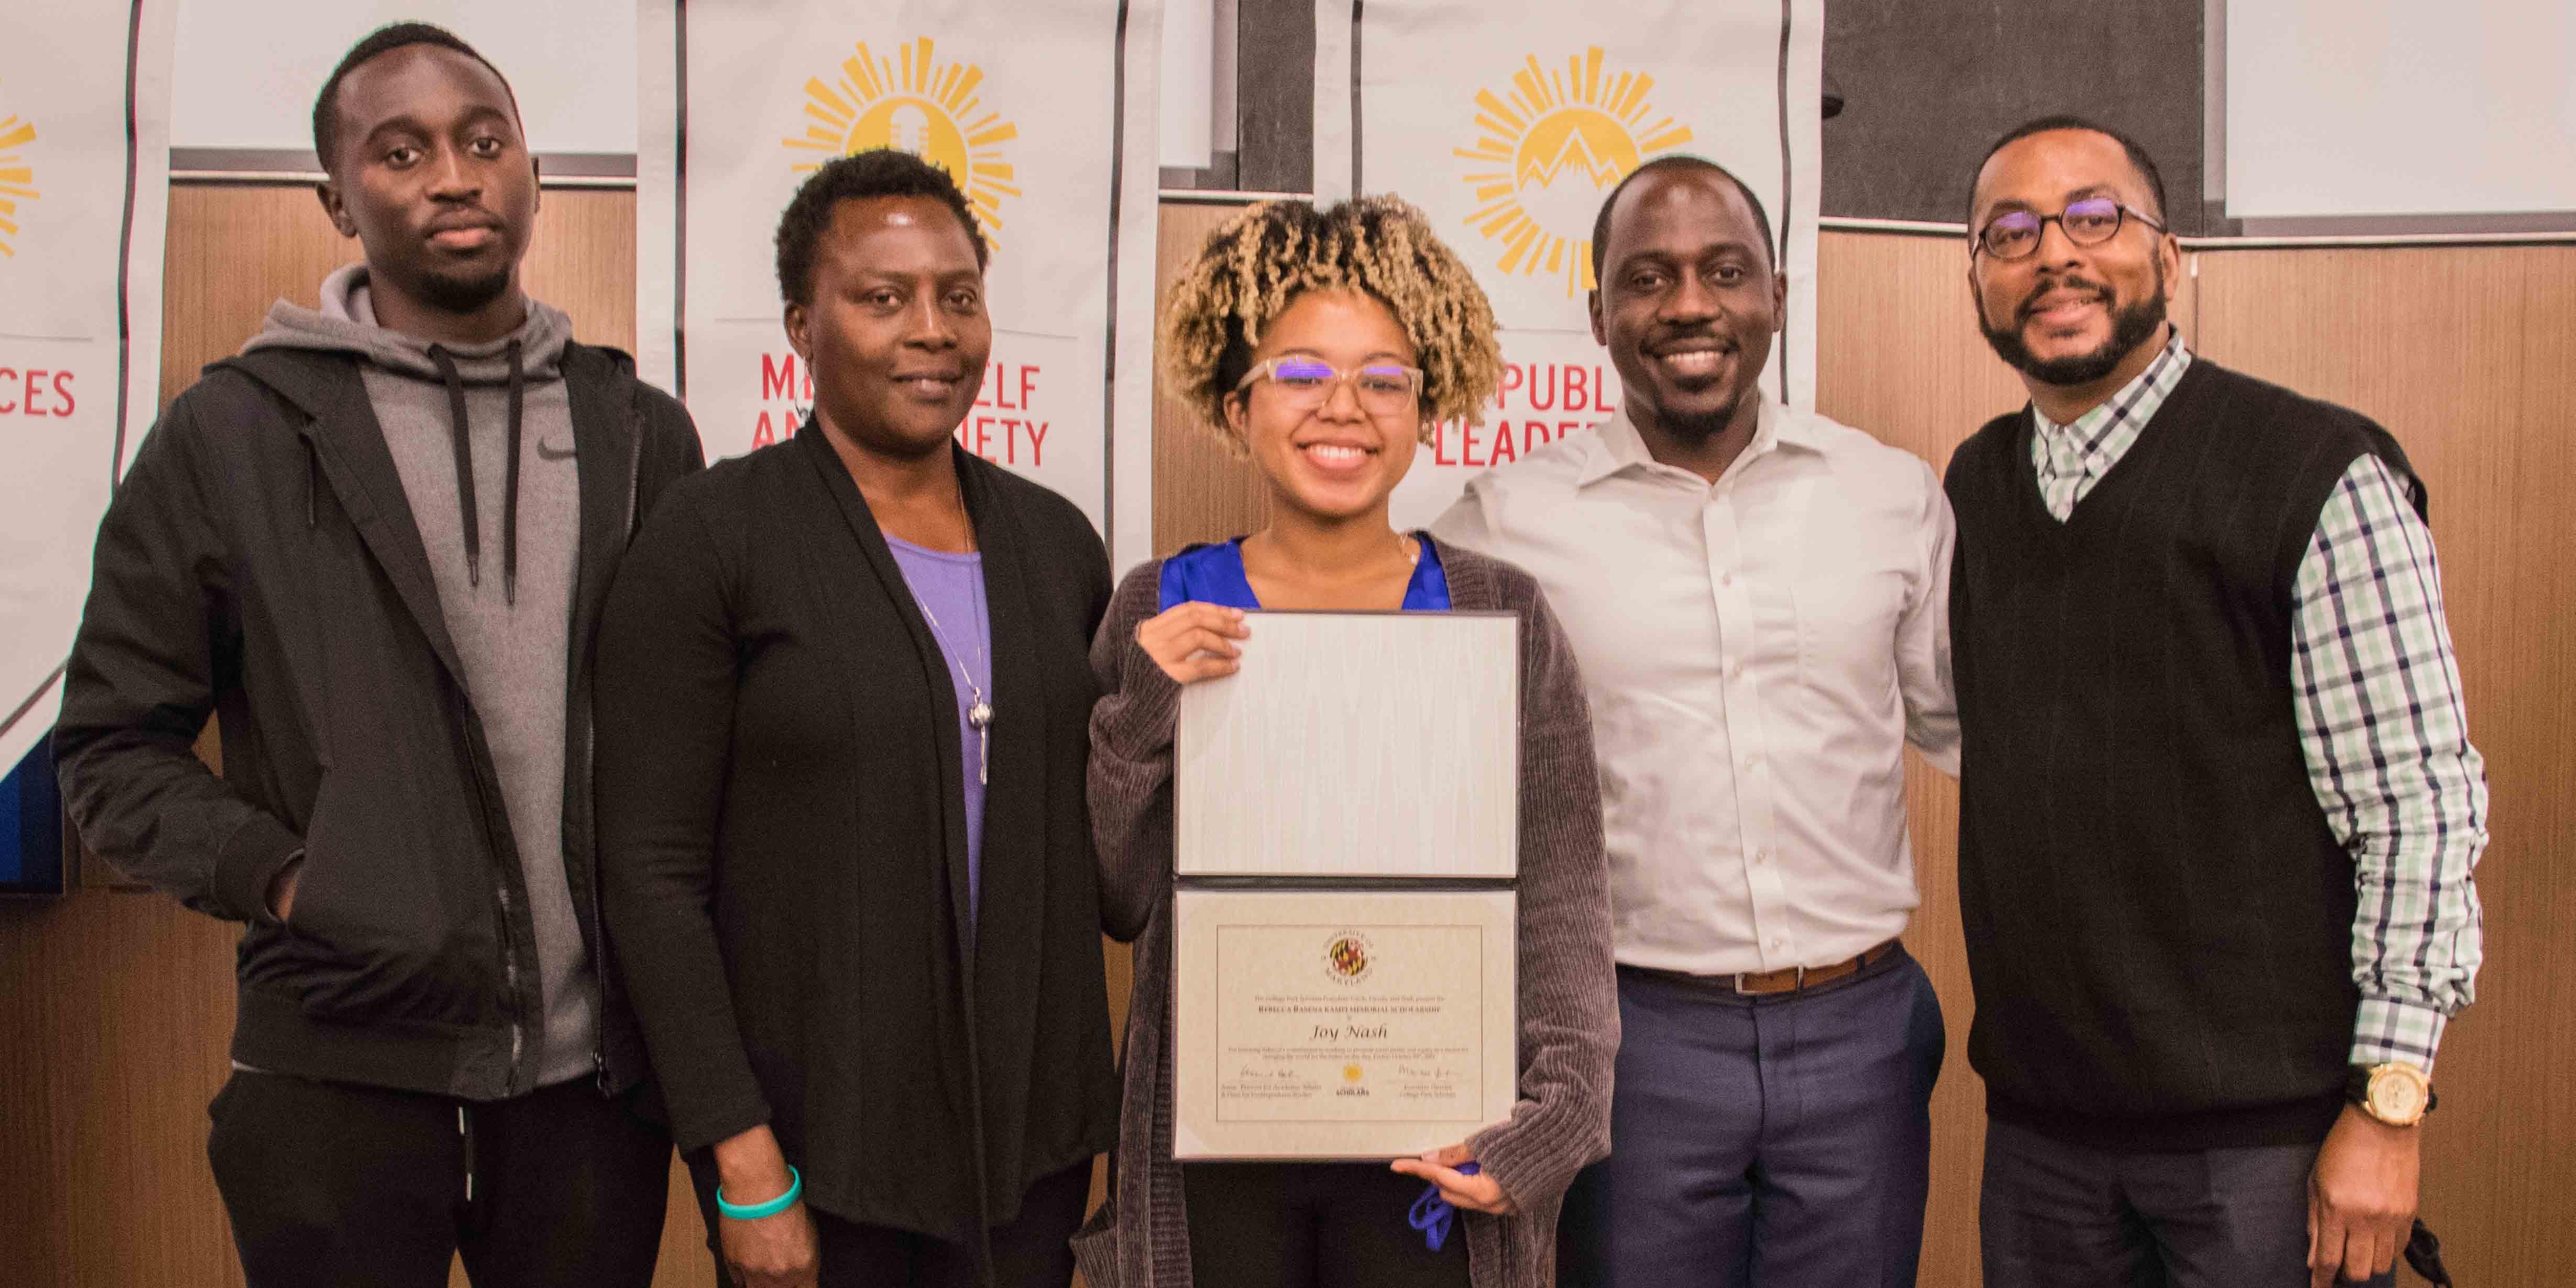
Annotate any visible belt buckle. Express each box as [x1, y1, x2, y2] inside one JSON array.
[[1731, 964, 1807, 996]]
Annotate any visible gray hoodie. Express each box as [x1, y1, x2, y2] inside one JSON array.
[[247, 264, 598, 1087]]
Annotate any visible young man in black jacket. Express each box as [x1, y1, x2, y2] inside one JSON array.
[[54, 23, 702, 1288]]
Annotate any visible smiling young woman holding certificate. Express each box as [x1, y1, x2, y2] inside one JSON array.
[[1076, 197, 1617, 1288]]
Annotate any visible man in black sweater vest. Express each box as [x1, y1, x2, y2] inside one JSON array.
[[1948, 118, 2486, 1288]]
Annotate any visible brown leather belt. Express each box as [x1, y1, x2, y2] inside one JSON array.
[[1627, 938, 1904, 997]]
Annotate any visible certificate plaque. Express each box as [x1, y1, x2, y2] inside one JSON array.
[[1172, 888, 1517, 1160]]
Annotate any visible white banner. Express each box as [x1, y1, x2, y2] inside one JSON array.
[[0, 2, 174, 777], [1313, 0, 1821, 532], [639, 0, 1161, 568]]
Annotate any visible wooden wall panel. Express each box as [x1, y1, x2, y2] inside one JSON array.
[[0, 893, 245, 1288], [1810, 228, 2030, 1288], [159, 183, 639, 411], [1151, 202, 1270, 555], [2193, 245, 2576, 1288]]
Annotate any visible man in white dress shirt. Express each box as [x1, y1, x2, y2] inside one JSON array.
[[1432, 156, 1958, 1287]]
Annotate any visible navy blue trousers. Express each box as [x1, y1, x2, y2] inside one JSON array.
[[1558, 948, 1944, 1287]]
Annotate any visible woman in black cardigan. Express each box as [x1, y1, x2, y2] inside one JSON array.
[[595, 150, 1116, 1288]]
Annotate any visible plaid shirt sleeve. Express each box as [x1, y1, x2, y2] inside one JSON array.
[[2290, 453, 2488, 1074]]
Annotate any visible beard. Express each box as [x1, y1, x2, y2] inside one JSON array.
[[1656, 395, 1744, 445], [1980, 258, 2168, 387], [414, 262, 516, 314]]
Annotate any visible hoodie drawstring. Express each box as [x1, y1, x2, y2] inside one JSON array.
[[425, 340, 528, 606], [500, 338, 524, 606], [426, 345, 480, 592]]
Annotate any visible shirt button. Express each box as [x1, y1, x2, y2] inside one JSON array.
[[1719, 573, 1735, 588], [1741, 752, 1760, 770], [1752, 849, 1769, 865], [1726, 659, 1744, 680], [1769, 938, 1785, 953]]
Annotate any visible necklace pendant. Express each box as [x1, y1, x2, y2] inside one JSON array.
[[968, 700, 994, 730]]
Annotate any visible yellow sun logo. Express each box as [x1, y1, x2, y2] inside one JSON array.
[[784, 38, 1021, 245], [1455, 48, 1693, 296], [1343, 1064, 1364, 1083], [0, 102, 38, 259]]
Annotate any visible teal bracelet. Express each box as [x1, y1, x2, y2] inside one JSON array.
[[716, 1165, 802, 1221]]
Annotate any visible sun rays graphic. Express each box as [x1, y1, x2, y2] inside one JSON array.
[[0, 102, 38, 259], [783, 38, 1021, 245], [1455, 48, 1693, 296]]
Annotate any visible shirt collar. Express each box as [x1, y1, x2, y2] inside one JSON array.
[[2032, 326, 2194, 458], [1576, 394, 1815, 488]]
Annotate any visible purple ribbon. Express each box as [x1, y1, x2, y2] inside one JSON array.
[[1405, 1161, 1481, 1251]]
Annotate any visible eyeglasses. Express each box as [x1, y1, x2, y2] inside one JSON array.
[[1234, 357, 1425, 419], [1973, 197, 2167, 260]]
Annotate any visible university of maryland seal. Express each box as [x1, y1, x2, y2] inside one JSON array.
[[1325, 932, 1374, 985]]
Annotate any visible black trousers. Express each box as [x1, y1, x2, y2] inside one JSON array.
[[1183, 1161, 1474, 1288], [1980, 1119, 2397, 1288], [687, 1157, 1092, 1288], [206, 1069, 672, 1288]]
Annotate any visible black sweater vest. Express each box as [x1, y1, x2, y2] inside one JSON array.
[[1945, 359, 2425, 1151]]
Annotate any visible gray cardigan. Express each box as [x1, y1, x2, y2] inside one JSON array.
[[1073, 537, 1617, 1288]]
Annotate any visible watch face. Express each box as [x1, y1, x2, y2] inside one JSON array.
[[2371, 1068, 2428, 1122]]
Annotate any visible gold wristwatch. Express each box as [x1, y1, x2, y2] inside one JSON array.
[[2347, 1062, 2436, 1127]]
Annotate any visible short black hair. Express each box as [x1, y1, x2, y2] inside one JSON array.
[[773, 148, 990, 305], [1590, 155, 1777, 284], [1969, 115, 2167, 227], [312, 23, 521, 170]]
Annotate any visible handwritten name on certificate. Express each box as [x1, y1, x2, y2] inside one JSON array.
[[1174, 889, 1518, 1159]]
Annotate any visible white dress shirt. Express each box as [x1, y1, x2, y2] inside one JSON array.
[[1432, 399, 1956, 976]]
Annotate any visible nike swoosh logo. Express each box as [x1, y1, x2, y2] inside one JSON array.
[[535, 439, 576, 461]]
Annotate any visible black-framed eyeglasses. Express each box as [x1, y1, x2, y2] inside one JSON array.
[[1973, 197, 2167, 260]]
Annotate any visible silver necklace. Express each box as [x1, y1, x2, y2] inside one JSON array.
[[913, 589, 993, 785], [907, 478, 993, 784]]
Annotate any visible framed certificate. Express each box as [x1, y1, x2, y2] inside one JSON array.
[[1172, 888, 1518, 1160], [1176, 612, 1518, 879]]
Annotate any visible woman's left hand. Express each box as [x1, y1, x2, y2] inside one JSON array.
[[1391, 1143, 1516, 1215]]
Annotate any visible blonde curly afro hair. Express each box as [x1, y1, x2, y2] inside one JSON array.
[[1159, 195, 1503, 452]]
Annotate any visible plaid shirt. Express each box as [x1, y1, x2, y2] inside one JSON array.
[[2031, 328, 2486, 1073]]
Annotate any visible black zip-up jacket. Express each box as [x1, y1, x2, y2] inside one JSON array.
[[56, 343, 703, 1101]]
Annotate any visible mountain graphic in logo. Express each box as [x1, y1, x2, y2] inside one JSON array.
[[1456, 48, 1694, 296], [0, 102, 38, 259], [1514, 115, 1629, 192], [784, 37, 1021, 247]]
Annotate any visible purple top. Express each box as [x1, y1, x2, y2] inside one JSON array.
[[886, 535, 991, 925]]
